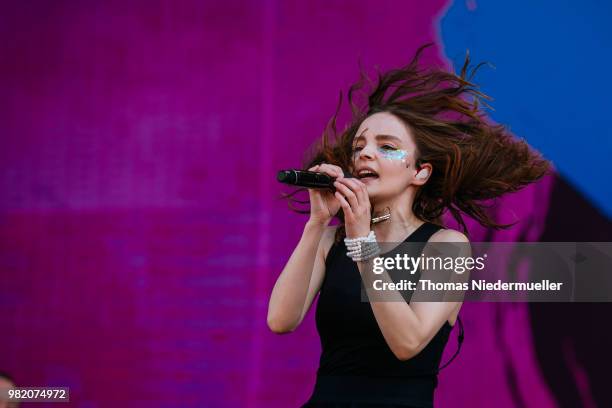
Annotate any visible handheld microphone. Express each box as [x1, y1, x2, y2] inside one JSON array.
[[277, 169, 354, 190]]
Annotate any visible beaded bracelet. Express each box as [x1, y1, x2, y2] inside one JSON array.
[[344, 231, 381, 262], [347, 242, 380, 262]]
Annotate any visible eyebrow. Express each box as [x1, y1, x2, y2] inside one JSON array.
[[352, 133, 403, 144]]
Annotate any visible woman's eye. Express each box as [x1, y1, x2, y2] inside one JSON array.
[[352, 146, 363, 152], [380, 145, 397, 151]]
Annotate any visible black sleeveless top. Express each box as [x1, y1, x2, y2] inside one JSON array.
[[302, 222, 454, 408]]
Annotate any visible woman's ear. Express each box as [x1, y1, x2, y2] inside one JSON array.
[[414, 163, 432, 185]]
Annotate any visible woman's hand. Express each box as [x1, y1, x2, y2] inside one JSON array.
[[307, 163, 344, 226], [333, 178, 371, 239]]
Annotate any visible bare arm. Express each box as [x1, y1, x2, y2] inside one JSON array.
[[267, 222, 337, 334], [332, 177, 466, 360], [267, 162, 345, 334], [357, 229, 468, 360]]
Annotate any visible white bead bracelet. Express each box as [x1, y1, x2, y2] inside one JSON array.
[[344, 231, 380, 262]]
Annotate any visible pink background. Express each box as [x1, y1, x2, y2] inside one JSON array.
[[1, 1, 609, 407]]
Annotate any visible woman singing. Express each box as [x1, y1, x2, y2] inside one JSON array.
[[267, 45, 551, 407]]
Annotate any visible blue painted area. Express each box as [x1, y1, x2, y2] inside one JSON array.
[[440, 0, 612, 218]]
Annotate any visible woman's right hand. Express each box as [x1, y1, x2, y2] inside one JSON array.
[[307, 163, 344, 225]]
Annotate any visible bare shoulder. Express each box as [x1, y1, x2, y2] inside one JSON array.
[[428, 227, 470, 243], [320, 225, 339, 261]]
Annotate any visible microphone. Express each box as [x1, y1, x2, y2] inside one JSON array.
[[277, 169, 354, 190]]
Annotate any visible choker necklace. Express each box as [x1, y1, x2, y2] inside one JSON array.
[[371, 207, 391, 225]]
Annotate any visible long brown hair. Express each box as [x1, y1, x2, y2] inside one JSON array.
[[283, 44, 551, 241]]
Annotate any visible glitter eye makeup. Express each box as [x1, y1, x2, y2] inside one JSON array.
[[351, 144, 409, 163], [378, 147, 408, 161]]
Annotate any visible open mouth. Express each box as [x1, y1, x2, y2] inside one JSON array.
[[357, 170, 379, 181]]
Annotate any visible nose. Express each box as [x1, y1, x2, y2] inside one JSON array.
[[357, 144, 376, 160]]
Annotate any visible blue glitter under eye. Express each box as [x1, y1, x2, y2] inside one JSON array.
[[378, 147, 407, 160]]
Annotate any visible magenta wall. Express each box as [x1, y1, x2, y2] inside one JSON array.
[[0, 1, 589, 407]]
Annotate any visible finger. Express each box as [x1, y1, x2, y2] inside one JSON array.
[[336, 177, 366, 207], [334, 191, 353, 218], [319, 163, 343, 179], [345, 178, 368, 207], [308, 164, 321, 171], [334, 181, 359, 209], [329, 164, 344, 179], [316, 163, 335, 177]]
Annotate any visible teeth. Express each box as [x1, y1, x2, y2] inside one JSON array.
[[358, 170, 378, 178]]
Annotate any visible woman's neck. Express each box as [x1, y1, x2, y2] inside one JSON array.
[[372, 212, 424, 243], [370, 194, 424, 242]]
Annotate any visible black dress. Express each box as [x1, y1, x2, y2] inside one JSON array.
[[302, 222, 454, 408]]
